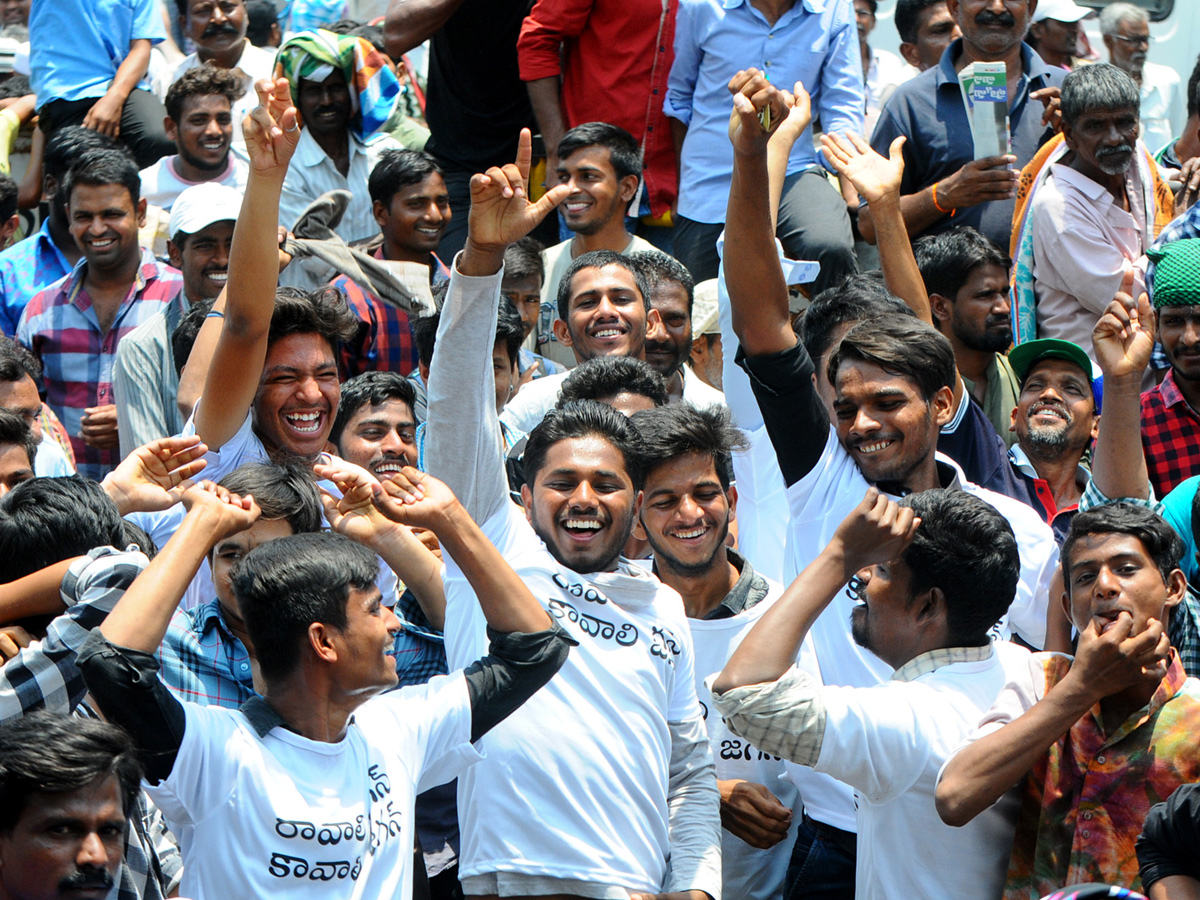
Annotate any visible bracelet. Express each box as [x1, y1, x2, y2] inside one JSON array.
[[205, 310, 225, 319], [932, 181, 955, 216]]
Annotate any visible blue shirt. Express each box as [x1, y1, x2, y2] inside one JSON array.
[[1161, 475, 1200, 582], [665, 0, 864, 224], [0, 218, 71, 337], [868, 39, 1064, 251], [30, 0, 165, 105]]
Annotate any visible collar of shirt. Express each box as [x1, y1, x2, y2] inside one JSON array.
[[877, 452, 965, 497], [63, 247, 169, 309], [1156, 368, 1196, 412], [934, 38, 1054, 94], [33, 216, 70, 269], [704, 548, 771, 620], [1008, 442, 1089, 486], [721, 0, 827, 14], [1086, 649, 1188, 746], [294, 127, 370, 170], [891, 642, 994, 683], [241, 695, 286, 738]]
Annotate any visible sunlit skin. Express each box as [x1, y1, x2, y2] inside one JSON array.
[[934, 262, 1012, 354], [555, 146, 638, 238], [1030, 17, 1081, 67], [1063, 533, 1185, 639], [636, 451, 733, 580], [1063, 106, 1139, 192], [553, 265, 660, 363], [251, 333, 340, 460], [502, 273, 543, 340], [948, 0, 1034, 59], [1009, 358, 1096, 461], [186, 0, 248, 65], [168, 220, 234, 302], [901, 0, 960, 70], [848, 555, 933, 669], [327, 586, 402, 695], [67, 184, 146, 277], [0, 375, 43, 442], [166, 94, 233, 179], [1104, 16, 1150, 79], [521, 435, 639, 574], [374, 172, 451, 264], [335, 398, 418, 480], [601, 392, 659, 417], [645, 282, 694, 381], [1158, 306, 1200, 410], [0, 444, 33, 497], [210, 517, 296, 654]]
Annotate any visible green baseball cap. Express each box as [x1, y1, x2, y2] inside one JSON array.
[[1146, 239, 1200, 308], [1008, 338, 1093, 386]]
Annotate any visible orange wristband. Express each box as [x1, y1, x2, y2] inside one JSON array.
[[932, 181, 955, 216]]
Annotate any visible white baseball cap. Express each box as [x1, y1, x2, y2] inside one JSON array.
[[1031, 0, 1092, 24], [168, 183, 244, 240], [691, 278, 720, 336]]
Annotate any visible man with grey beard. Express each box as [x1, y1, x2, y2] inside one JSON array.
[[1027, 62, 1156, 353]]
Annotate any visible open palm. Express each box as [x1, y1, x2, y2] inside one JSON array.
[[820, 132, 906, 207]]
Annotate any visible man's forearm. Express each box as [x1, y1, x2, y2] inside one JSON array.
[[1092, 374, 1151, 501], [384, 0, 468, 57], [870, 193, 932, 324], [369, 525, 446, 630], [108, 40, 152, 101], [0, 558, 76, 624], [526, 78, 565, 167]]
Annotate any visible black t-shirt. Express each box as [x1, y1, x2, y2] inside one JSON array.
[[424, 0, 536, 171]]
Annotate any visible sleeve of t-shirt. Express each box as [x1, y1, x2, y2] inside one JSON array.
[[813, 682, 932, 804], [130, 0, 168, 43], [941, 653, 1060, 762], [148, 703, 242, 827], [1137, 783, 1200, 889]]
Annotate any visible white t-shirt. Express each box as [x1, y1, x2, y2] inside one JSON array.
[[811, 641, 1029, 900], [34, 435, 74, 477], [149, 675, 479, 900], [444, 501, 701, 892], [689, 579, 803, 900], [139, 154, 249, 211]]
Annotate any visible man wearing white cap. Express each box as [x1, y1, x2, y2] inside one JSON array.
[[687, 277, 723, 391], [113, 182, 242, 456], [1027, 0, 1091, 70]]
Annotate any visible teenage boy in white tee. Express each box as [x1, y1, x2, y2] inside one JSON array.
[[78, 470, 571, 900], [424, 128, 722, 899], [712, 488, 1032, 900], [632, 401, 801, 900]]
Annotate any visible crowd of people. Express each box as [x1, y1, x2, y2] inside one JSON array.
[[6, 0, 1200, 900]]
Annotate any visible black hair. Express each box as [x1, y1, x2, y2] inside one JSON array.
[[898, 489, 1019, 645], [503, 237, 545, 284], [496, 298, 525, 367], [411, 313, 438, 368], [800, 273, 913, 363], [632, 402, 748, 489], [43, 128, 124, 189], [859, 0, 878, 13], [0, 173, 16, 223], [331, 371, 417, 445], [270, 286, 359, 349], [348, 23, 387, 56], [164, 63, 245, 124], [556, 250, 651, 322], [0, 407, 37, 470], [218, 460, 323, 535], [1188, 54, 1200, 120], [1060, 62, 1141, 127], [895, 0, 946, 43], [367, 149, 444, 207], [558, 356, 668, 408], [0, 75, 31, 102], [524, 400, 646, 491], [0, 712, 142, 833], [829, 315, 956, 402], [171, 297, 215, 377], [61, 148, 141, 209], [556, 121, 643, 182], [912, 227, 1011, 302], [0, 476, 126, 583], [245, 0, 279, 46], [233, 532, 379, 682], [1063, 502, 1185, 592], [0, 333, 40, 384], [631, 250, 695, 316]]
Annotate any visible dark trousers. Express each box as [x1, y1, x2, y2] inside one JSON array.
[[39, 89, 175, 170], [674, 168, 858, 295], [783, 814, 857, 900]]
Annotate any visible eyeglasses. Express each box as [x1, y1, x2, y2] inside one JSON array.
[[1112, 33, 1152, 47]]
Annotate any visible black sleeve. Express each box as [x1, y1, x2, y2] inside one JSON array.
[[736, 340, 831, 487], [77, 630, 186, 785], [462, 623, 575, 743], [1137, 783, 1200, 890]]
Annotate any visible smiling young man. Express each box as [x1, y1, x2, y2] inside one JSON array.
[[423, 128, 720, 900], [936, 502, 1200, 897], [17, 148, 183, 479]]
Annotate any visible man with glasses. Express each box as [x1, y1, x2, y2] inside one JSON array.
[[1100, 2, 1184, 153]]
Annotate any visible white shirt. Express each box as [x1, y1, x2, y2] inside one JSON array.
[[1139, 61, 1186, 156], [149, 675, 480, 900], [34, 434, 74, 477], [444, 500, 702, 892], [155, 42, 279, 158], [280, 128, 403, 242], [139, 154, 249, 211]]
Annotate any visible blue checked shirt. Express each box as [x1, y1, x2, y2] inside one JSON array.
[[0, 218, 72, 338]]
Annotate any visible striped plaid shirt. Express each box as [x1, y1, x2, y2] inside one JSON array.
[[17, 249, 182, 479], [1142, 370, 1200, 500]]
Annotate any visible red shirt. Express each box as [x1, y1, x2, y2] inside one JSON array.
[[1141, 369, 1200, 499], [517, 0, 679, 218]]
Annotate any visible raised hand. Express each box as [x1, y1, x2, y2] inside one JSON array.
[[831, 488, 921, 576], [767, 79, 813, 155], [180, 480, 261, 543], [314, 455, 404, 549], [727, 68, 793, 159], [243, 77, 301, 178], [101, 435, 209, 515], [821, 132, 906, 209], [1092, 268, 1155, 381], [373, 467, 463, 536]]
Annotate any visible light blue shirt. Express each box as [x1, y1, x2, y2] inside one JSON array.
[[30, 0, 165, 106], [665, 0, 864, 223]]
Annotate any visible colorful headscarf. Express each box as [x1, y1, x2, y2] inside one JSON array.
[[1146, 238, 1200, 307], [274, 29, 399, 142]]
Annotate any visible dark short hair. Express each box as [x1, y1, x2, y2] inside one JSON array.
[[349, 23, 387, 56], [898, 489, 1019, 645], [895, 0, 946, 43], [270, 287, 359, 350], [523, 400, 646, 491], [218, 460, 323, 535], [801, 274, 913, 364], [1188, 53, 1200, 120], [331, 371, 417, 445], [234, 532, 379, 682], [0, 712, 142, 833], [0, 333, 41, 384], [913, 227, 1011, 302], [0, 407, 37, 470], [556, 121, 642, 182], [170, 297, 215, 377], [0, 174, 17, 222], [503, 237, 545, 284], [1060, 62, 1141, 127], [245, 0, 278, 46], [367, 149, 444, 207], [859, 0, 878, 13], [632, 251, 694, 316], [558, 356, 668, 408], [829, 315, 956, 402], [0, 476, 126, 583], [1063, 502, 1185, 592], [411, 313, 438, 367], [43, 128, 124, 188], [633, 402, 748, 490], [62, 149, 141, 209], [496, 299, 525, 367], [556, 250, 651, 322], [164, 63, 244, 124]]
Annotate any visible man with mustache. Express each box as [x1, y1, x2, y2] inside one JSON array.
[[1026, 63, 1156, 354], [1101, 2, 1183, 158]]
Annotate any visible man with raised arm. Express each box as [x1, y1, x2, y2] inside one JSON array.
[[423, 128, 721, 900]]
